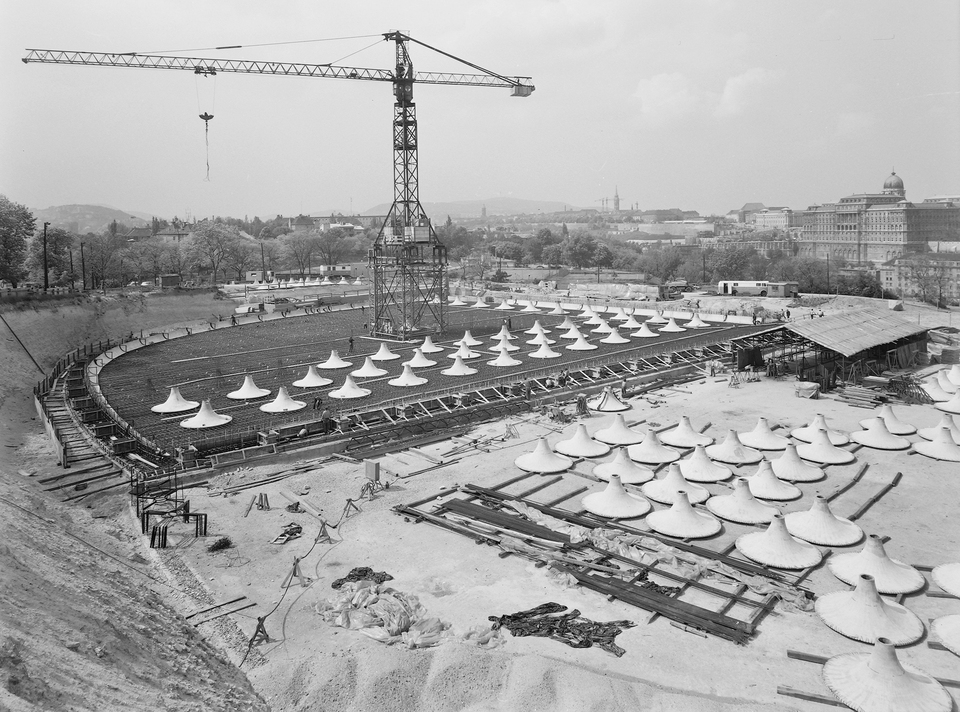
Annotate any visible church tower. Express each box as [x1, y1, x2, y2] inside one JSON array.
[[613, 186, 620, 213]]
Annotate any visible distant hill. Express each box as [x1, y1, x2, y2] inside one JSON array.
[[360, 197, 577, 218], [32, 204, 150, 235]]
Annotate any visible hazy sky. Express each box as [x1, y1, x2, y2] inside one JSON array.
[[2, 1, 958, 220]]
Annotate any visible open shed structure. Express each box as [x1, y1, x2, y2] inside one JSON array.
[[730, 309, 929, 390]]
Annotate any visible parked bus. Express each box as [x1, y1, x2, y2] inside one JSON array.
[[717, 280, 769, 296]]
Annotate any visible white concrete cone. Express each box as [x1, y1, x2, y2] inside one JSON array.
[[529, 342, 561, 359], [420, 335, 444, 354], [456, 330, 482, 347], [353, 277, 363, 286], [916, 425, 960, 461], [678, 445, 732, 483], [949, 364, 960, 386], [180, 399, 233, 429], [738, 417, 790, 450], [489, 335, 520, 353], [526, 332, 556, 346], [522, 301, 541, 313], [796, 428, 856, 465], [579, 303, 595, 316], [593, 448, 655, 484], [491, 325, 516, 341], [735, 514, 822, 569], [863, 404, 917, 435], [329, 375, 371, 399], [707, 478, 778, 525], [471, 298, 489, 308], [584, 312, 605, 326], [588, 387, 630, 412], [659, 318, 686, 333], [590, 319, 614, 334], [631, 322, 659, 338], [622, 314, 643, 329], [923, 378, 954, 402], [660, 416, 714, 448], [581, 474, 651, 519], [744, 460, 802, 501], [628, 431, 682, 466], [558, 316, 576, 329], [442, 355, 478, 376], [318, 350, 352, 369], [495, 299, 513, 310], [371, 343, 401, 361], [601, 327, 630, 345], [647, 490, 721, 539], [829, 535, 925, 594], [555, 423, 611, 458], [403, 348, 436, 368], [705, 430, 764, 465], [447, 343, 481, 360], [566, 334, 598, 351], [549, 304, 566, 315], [817, 575, 924, 646], [524, 320, 549, 335], [785, 495, 863, 546], [152, 386, 199, 413], [260, 386, 306, 413], [594, 413, 645, 446], [646, 312, 667, 324], [932, 563, 960, 598], [351, 357, 388, 378], [320, 276, 332, 285], [850, 418, 911, 450], [935, 391, 960, 415], [293, 365, 333, 388], [930, 615, 960, 658], [822, 638, 951, 712], [770, 443, 824, 482], [560, 325, 585, 340], [449, 296, 467, 306], [227, 375, 271, 400], [935, 371, 958, 394], [917, 415, 960, 445], [487, 347, 522, 368], [792, 413, 849, 445], [641, 462, 708, 504], [514, 437, 572, 473], [610, 307, 629, 321], [685, 313, 710, 329], [389, 364, 428, 387]]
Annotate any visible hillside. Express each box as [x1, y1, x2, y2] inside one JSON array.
[[31, 204, 150, 235]]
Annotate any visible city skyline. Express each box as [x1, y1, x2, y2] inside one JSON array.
[[2, 1, 958, 221]]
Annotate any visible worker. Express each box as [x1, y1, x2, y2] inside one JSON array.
[[319, 407, 332, 434], [348, 336, 355, 354]]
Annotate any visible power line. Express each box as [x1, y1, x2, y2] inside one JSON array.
[[127, 34, 383, 56]]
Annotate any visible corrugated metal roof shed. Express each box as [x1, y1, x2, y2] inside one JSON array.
[[785, 309, 928, 358]]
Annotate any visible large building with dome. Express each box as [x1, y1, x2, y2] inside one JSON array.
[[797, 172, 960, 264]]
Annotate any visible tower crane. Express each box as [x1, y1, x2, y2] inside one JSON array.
[[23, 32, 535, 339]]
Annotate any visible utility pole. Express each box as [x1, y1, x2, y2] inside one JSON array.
[[260, 241, 266, 281], [80, 242, 87, 291], [69, 250, 75, 291], [42, 222, 50, 291], [826, 252, 830, 293]]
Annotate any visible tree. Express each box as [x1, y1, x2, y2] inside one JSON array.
[[902, 256, 946, 304], [561, 232, 597, 268], [0, 195, 35, 287], [27, 226, 75, 285], [542, 244, 563, 268], [85, 232, 126, 291], [282, 230, 319, 276], [188, 221, 236, 284], [224, 238, 257, 281], [316, 228, 356, 266]]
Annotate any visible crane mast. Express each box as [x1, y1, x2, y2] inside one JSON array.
[[22, 32, 534, 339]]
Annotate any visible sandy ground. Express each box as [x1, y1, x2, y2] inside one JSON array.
[[2, 291, 959, 711]]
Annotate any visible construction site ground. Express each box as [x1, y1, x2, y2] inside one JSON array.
[[2, 291, 959, 712]]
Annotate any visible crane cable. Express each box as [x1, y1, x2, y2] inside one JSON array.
[[128, 34, 383, 56], [195, 74, 216, 181]]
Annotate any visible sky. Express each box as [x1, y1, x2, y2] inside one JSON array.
[[1, 0, 958, 220]]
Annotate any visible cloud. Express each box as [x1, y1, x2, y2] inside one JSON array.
[[633, 72, 701, 126], [715, 68, 774, 117]]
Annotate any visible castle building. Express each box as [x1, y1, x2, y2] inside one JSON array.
[[797, 172, 960, 264]]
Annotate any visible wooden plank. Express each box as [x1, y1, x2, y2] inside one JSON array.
[[185, 596, 246, 620], [776, 686, 845, 708]]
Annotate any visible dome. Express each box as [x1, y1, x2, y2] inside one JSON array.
[[882, 171, 904, 193]]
